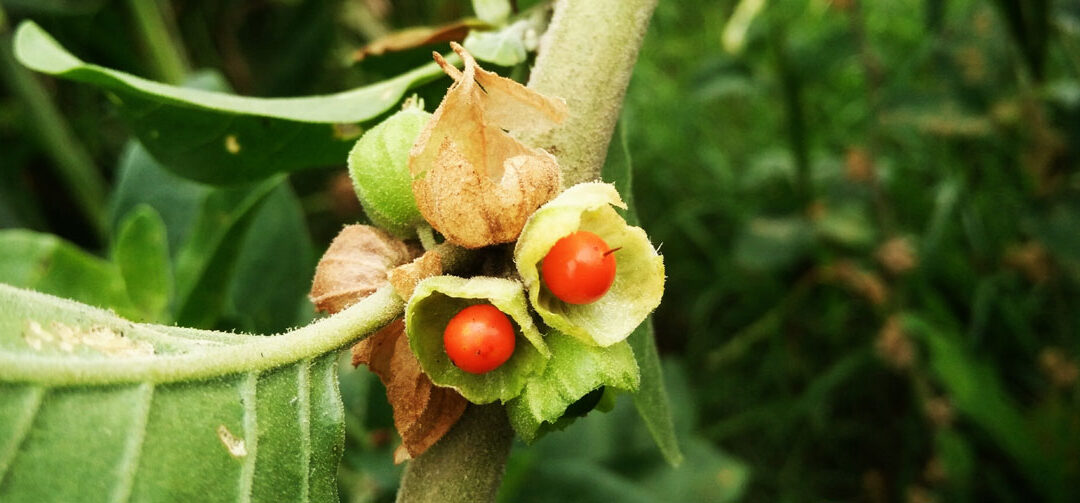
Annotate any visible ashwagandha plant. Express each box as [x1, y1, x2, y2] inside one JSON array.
[[0, 1, 678, 501]]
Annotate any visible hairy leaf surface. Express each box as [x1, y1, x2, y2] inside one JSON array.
[[0, 283, 404, 502]]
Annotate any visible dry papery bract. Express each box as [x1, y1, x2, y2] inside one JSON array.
[[388, 249, 443, 300], [352, 318, 468, 462], [309, 225, 418, 314], [409, 42, 568, 249]]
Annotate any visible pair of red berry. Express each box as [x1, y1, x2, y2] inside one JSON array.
[[443, 231, 617, 374]]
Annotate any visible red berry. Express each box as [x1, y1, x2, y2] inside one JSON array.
[[541, 231, 617, 305], [443, 304, 516, 374]]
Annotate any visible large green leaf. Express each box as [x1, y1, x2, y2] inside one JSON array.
[[0, 229, 140, 320], [0, 283, 404, 502], [12, 21, 451, 185]]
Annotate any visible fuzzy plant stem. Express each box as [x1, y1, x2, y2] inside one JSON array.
[[395, 1, 658, 501], [395, 404, 514, 503], [519, 0, 660, 187]]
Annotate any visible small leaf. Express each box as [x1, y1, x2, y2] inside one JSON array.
[[0, 229, 139, 320], [310, 225, 418, 314], [13, 21, 451, 185], [462, 20, 532, 67], [410, 43, 567, 248], [472, 0, 512, 26], [405, 275, 548, 403], [628, 319, 683, 466], [113, 205, 173, 323], [514, 182, 665, 347], [352, 318, 467, 462], [506, 331, 639, 443]]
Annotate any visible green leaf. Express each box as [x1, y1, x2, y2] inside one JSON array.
[[514, 182, 665, 347], [472, 0, 512, 26], [110, 141, 313, 332], [599, 119, 682, 466], [113, 205, 173, 324], [0, 283, 403, 501], [172, 177, 281, 328], [506, 331, 639, 443], [405, 276, 548, 404], [0, 229, 139, 320], [627, 318, 683, 466], [909, 316, 1065, 499], [225, 184, 316, 333], [463, 24, 528, 67], [13, 21, 451, 185], [109, 141, 207, 257]]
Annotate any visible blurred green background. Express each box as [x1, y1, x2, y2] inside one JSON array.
[[2, 0, 1080, 501]]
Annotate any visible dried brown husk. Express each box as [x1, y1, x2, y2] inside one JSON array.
[[309, 225, 418, 313], [352, 19, 485, 61], [352, 318, 468, 462], [388, 249, 443, 300], [409, 42, 567, 248]]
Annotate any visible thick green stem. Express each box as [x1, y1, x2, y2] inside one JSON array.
[[395, 404, 514, 503], [395, 1, 658, 501], [0, 8, 107, 240], [126, 0, 189, 84], [519, 0, 659, 187]]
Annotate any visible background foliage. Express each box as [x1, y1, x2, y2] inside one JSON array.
[[2, 0, 1079, 501]]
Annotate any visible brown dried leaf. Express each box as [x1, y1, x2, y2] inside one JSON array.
[[352, 318, 468, 462], [410, 42, 568, 248], [352, 19, 485, 61], [309, 225, 417, 314], [388, 249, 443, 300]]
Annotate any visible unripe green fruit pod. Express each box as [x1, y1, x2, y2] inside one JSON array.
[[514, 182, 665, 347], [348, 102, 432, 238], [406, 275, 550, 404]]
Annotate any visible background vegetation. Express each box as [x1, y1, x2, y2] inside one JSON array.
[[2, 0, 1079, 501]]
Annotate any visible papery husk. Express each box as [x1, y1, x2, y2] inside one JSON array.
[[309, 225, 417, 313], [409, 43, 567, 248], [352, 318, 468, 463]]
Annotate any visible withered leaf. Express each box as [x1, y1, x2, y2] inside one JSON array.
[[353, 19, 485, 61], [388, 249, 443, 301], [309, 224, 417, 314], [352, 318, 468, 462], [409, 42, 568, 248]]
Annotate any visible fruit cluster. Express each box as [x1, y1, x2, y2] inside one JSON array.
[[340, 45, 664, 444]]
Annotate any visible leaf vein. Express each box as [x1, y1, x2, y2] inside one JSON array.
[[109, 382, 154, 503], [238, 372, 258, 503], [0, 385, 46, 487], [298, 360, 311, 503]]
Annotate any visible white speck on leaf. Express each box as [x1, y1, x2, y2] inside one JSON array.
[[23, 320, 154, 357], [217, 424, 247, 458]]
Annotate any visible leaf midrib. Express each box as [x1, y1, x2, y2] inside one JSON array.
[[0, 284, 402, 386]]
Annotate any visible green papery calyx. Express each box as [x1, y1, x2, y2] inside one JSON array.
[[506, 330, 640, 443], [514, 182, 665, 347], [405, 275, 549, 404]]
